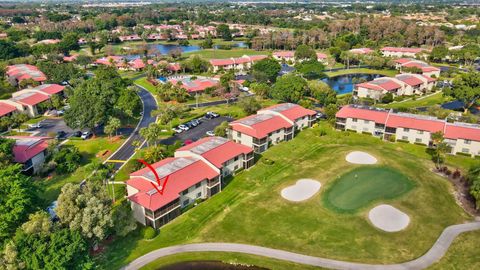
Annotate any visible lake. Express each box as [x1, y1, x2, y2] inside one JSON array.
[[158, 261, 268, 270], [322, 73, 385, 95], [123, 42, 247, 60]]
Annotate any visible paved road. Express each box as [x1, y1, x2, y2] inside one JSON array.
[[122, 221, 480, 270], [105, 85, 158, 170]]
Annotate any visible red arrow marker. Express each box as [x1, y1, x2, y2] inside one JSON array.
[[138, 159, 170, 195]]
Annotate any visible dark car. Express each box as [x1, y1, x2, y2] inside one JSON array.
[[72, 131, 82, 137], [56, 131, 67, 140]]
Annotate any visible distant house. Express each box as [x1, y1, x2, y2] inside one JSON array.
[[354, 74, 436, 101], [6, 136, 51, 174], [168, 76, 220, 94], [273, 51, 295, 62], [119, 35, 142, 42], [394, 58, 441, 77], [209, 55, 267, 73], [349, 48, 373, 55], [63, 54, 78, 62], [0, 100, 19, 118], [229, 103, 316, 153], [380, 47, 426, 58], [94, 56, 126, 68], [36, 39, 61, 45], [6, 64, 47, 86], [316, 52, 328, 63]]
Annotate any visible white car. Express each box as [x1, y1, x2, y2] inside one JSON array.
[[206, 130, 215, 137], [172, 127, 183, 134], [81, 131, 92, 140], [28, 122, 42, 129], [178, 124, 189, 131]]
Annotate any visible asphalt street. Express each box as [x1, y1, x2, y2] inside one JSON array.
[[106, 85, 158, 170]]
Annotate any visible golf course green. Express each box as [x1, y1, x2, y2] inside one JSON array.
[[323, 166, 415, 213]]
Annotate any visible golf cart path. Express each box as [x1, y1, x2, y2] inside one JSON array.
[[122, 221, 480, 270]]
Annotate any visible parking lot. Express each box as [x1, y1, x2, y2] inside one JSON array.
[[160, 116, 233, 145], [30, 118, 75, 137]]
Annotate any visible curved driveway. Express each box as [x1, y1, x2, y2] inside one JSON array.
[[106, 85, 157, 171], [122, 221, 480, 270]]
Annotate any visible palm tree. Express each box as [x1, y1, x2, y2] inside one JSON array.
[[431, 131, 449, 169]]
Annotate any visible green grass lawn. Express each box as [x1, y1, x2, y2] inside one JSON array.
[[323, 166, 415, 213], [428, 230, 480, 269], [38, 137, 124, 205], [96, 122, 474, 269], [380, 92, 451, 109], [325, 68, 398, 78]]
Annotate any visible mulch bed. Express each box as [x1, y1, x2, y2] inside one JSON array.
[[434, 167, 479, 217]]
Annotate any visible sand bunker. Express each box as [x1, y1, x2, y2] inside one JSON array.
[[368, 204, 410, 232], [346, 151, 378, 165], [281, 179, 321, 202]]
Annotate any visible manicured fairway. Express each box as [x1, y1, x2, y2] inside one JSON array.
[[323, 167, 415, 213]]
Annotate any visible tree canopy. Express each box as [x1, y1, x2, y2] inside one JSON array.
[[252, 58, 281, 83], [444, 72, 480, 113], [270, 74, 308, 103]]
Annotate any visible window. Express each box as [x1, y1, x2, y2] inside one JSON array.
[[181, 190, 188, 196], [363, 120, 369, 124], [183, 199, 189, 206], [404, 128, 410, 132], [195, 183, 201, 189], [234, 165, 239, 170], [236, 131, 241, 138], [402, 136, 408, 141], [415, 138, 422, 143], [417, 130, 423, 135], [352, 118, 358, 122], [462, 148, 470, 154], [464, 139, 471, 145], [196, 192, 201, 198], [234, 156, 239, 161]]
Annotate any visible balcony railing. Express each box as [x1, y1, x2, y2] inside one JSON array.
[[253, 138, 267, 145], [207, 178, 220, 188]]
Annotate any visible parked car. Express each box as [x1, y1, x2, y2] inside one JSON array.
[[172, 127, 183, 134], [57, 110, 64, 116], [81, 131, 92, 140], [206, 130, 215, 137], [205, 112, 219, 119], [185, 122, 194, 129], [56, 131, 67, 140], [28, 122, 43, 129], [178, 124, 189, 131], [191, 119, 201, 126], [72, 131, 82, 137]]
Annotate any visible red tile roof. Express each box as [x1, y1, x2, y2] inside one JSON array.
[[129, 58, 146, 69], [386, 114, 445, 133], [6, 64, 47, 82], [316, 52, 327, 59], [0, 101, 16, 117], [35, 84, 65, 95], [210, 59, 235, 66], [445, 123, 480, 142], [357, 78, 401, 92], [350, 48, 373, 54], [13, 92, 50, 106], [127, 157, 219, 211], [381, 47, 424, 53], [230, 114, 293, 139], [260, 103, 316, 122], [396, 74, 424, 86], [177, 137, 252, 168], [273, 51, 294, 57], [7, 136, 50, 163], [336, 105, 389, 124]]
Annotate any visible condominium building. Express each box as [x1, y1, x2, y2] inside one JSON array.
[[127, 137, 254, 228], [354, 74, 436, 101], [336, 105, 480, 157], [209, 55, 268, 73], [229, 103, 316, 153], [394, 58, 441, 78]]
